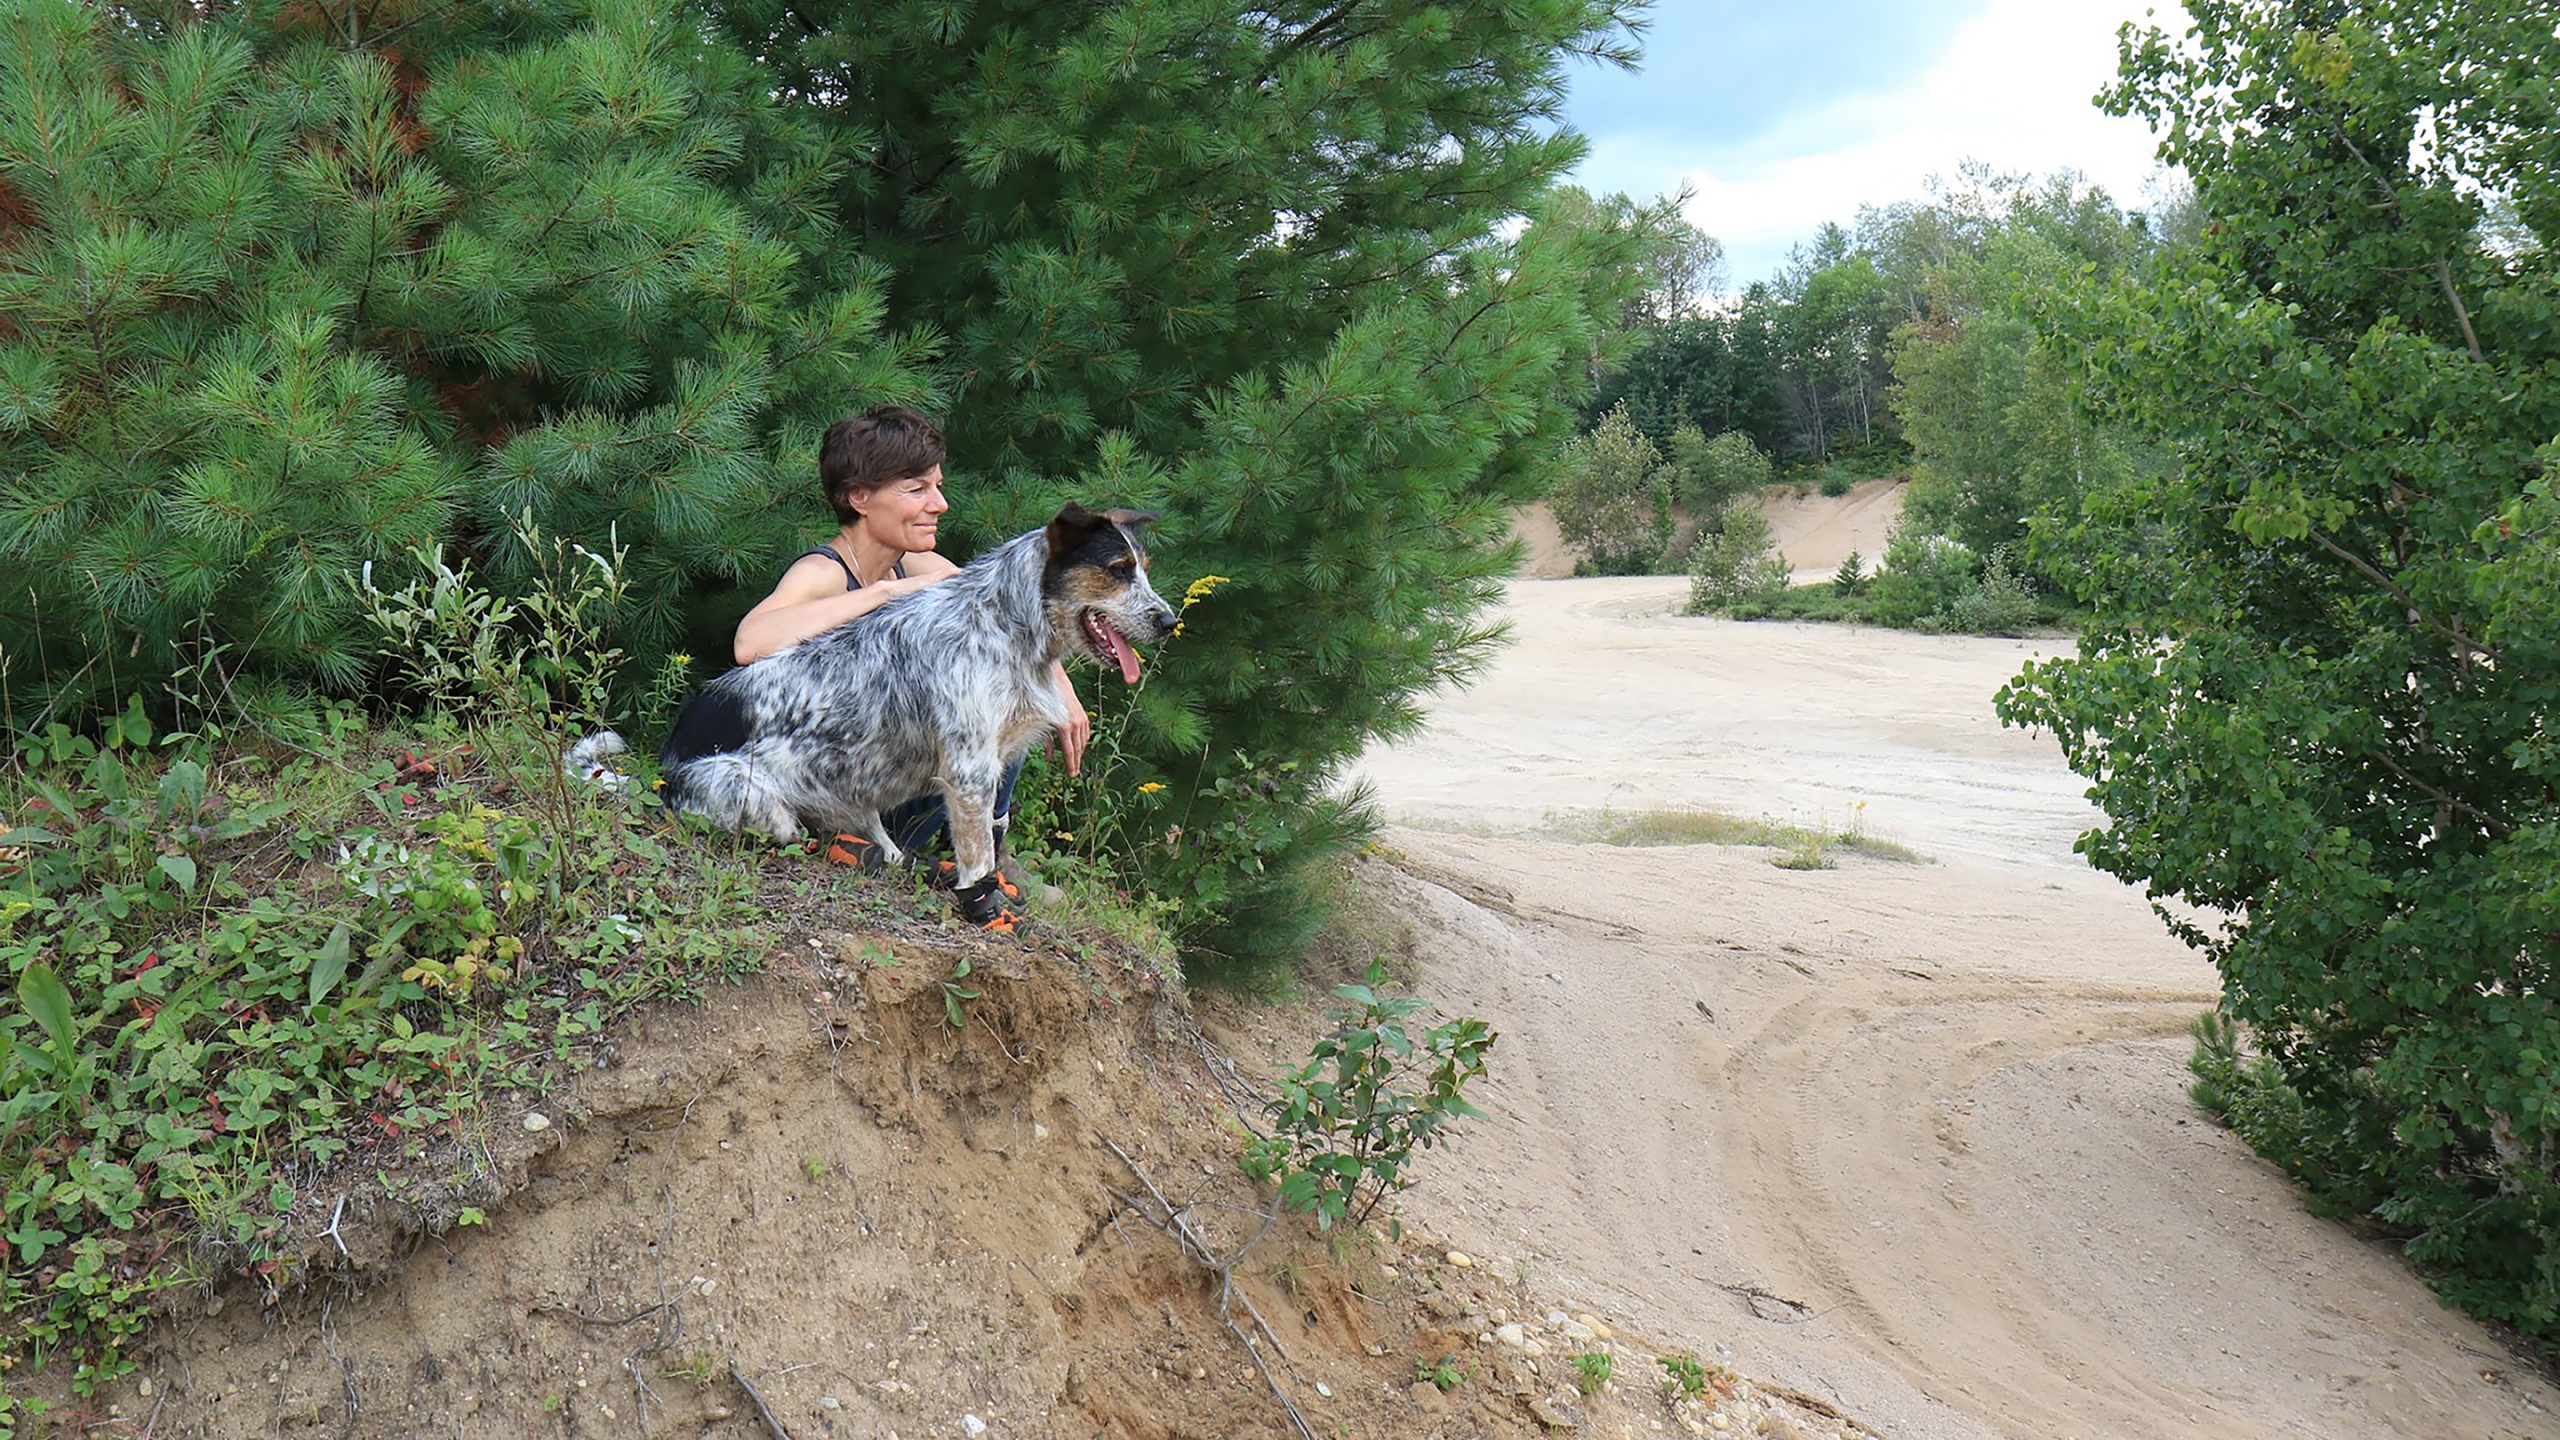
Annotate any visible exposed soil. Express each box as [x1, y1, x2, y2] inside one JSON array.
[[48, 910, 1843, 1439], [1350, 574, 2560, 1440]]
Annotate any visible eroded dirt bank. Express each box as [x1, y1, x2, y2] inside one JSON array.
[[60, 923, 1850, 1440], [1353, 576, 2557, 1440]]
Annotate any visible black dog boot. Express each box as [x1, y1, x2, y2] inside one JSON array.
[[954, 871, 1026, 932]]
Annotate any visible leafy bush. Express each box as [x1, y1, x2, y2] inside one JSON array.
[[1672, 428, 1776, 513], [2003, 0, 2560, 1343], [1865, 531, 1979, 628], [1933, 548, 2038, 636], [1240, 963, 1495, 1231], [1553, 404, 1676, 575], [1683, 502, 1791, 614]]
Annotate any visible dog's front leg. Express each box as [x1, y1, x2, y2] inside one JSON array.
[[941, 769, 1000, 892]]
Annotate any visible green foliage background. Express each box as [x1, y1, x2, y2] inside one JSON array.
[[0, 1, 927, 720]]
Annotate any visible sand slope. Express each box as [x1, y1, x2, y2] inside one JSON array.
[[1509, 480, 1907, 584], [1354, 576, 2558, 1440]]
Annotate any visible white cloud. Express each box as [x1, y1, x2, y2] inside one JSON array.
[[1578, 0, 2183, 287]]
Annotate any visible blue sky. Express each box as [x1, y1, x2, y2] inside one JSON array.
[[1562, 1, 2185, 289]]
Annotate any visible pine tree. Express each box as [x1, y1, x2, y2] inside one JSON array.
[[0, 0, 927, 722], [708, 0, 1653, 966]]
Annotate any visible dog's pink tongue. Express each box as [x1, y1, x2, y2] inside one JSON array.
[[1097, 616, 1141, 684]]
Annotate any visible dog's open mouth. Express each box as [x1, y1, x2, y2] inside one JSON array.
[[1082, 610, 1142, 684]]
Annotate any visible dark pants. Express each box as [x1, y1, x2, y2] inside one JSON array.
[[880, 759, 1022, 855]]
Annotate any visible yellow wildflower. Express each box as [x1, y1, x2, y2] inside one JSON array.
[[1181, 574, 1231, 608], [1137, 781, 1166, 795]]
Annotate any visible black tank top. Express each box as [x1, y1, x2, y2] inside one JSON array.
[[800, 547, 906, 592]]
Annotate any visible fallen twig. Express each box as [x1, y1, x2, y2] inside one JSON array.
[[1718, 1280, 1815, 1323], [532, 1300, 678, 1327], [730, 1367, 796, 1440], [1104, 1138, 1313, 1440]]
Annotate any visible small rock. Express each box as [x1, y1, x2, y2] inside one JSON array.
[[1575, 1313, 1612, 1341], [823, 1396, 842, 1411], [962, 1415, 989, 1437], [1560, 1320, 1596, 1342], [1314, 1382, 1332, 1398], [522, 1112, 550, 1132], [1379, 1265, 1398, 1279], [1545, 1310, 1570, 1326], [136, 1378, 153, 1398], [1445, 1250, 1474, 1268], [1493, 1323, 1529, 1348], [1528, 1395, 1586, 1429], [1408, 1381, 1450, 1413]]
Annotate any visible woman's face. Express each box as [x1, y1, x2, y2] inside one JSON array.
[[856, 465, 948, 553]]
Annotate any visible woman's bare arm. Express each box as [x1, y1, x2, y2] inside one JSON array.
[[733, 551, 959, 664]]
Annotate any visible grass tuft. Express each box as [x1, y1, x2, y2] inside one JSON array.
[[1553, 804, 1928, 867]]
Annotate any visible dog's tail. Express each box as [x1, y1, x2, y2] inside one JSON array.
[[566, 731, 631, 792]]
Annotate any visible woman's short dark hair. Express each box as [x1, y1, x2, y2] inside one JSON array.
[[819, 405, 946, 524]]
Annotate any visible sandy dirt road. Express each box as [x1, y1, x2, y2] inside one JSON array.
[[1354, 576, 2557, 1440]]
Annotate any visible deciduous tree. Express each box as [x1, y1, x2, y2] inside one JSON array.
[[2000, 0, 2560, 1340]]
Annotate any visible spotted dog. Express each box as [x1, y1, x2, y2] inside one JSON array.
[[602, 504, 1175, 924]]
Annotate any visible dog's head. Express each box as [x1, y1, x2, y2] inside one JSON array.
[[1044, 504, 1179, 683]]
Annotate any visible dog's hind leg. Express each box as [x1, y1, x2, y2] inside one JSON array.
[[856, 810, 903, 869]]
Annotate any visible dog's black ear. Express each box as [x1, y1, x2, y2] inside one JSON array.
[[1046, 503, 1112, 559]]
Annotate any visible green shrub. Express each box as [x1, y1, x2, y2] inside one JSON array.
[[2004, 0, 2560, 1344], [1934, 548, 2039, 636], [1240, 962, 1495, 1231], [1672, 428, 1776, 513], [1554, 404, 1676, 576], [1866, 531, 1979, 628], [1684, 502, 1791, 614]]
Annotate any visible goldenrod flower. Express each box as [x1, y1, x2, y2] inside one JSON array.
[[671, 652, 692, 666], [1137, 781, 1166, 795], [1181, 574, 1230, 608]]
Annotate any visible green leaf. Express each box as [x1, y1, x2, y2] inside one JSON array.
[[157, 854, 199, 891], [309, 921, 354, 1008], [16, 962, 75, 1056]]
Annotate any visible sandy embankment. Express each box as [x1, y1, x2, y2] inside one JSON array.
[[1352, 570, 2558, 1440], [1511, 478, 1908, 586]]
